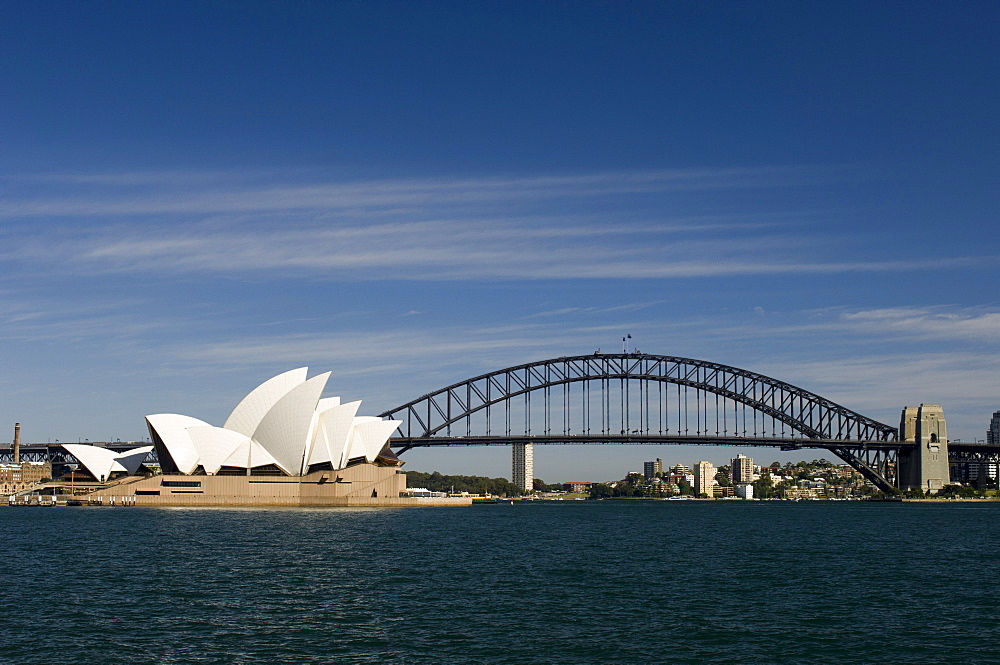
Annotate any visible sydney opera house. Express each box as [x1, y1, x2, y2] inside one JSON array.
[[75, 369, 468, 506]]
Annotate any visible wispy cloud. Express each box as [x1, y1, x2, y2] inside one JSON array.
[[525, 301, 665, 318], [771, 306, 1000, 345], [4, 215, 989, 282], [173, 325, 590, 371], [837, 307, 1000, 342], [1, 167, 809, 218], [3, 167, 992, 282], [0, 294, 183, 345]]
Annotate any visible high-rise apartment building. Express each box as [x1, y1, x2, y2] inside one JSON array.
[[988, 411, 1000, 445], [512, 442, 534, 492], [732, 453, 754, 484], [644, 458, 663, 479], [694, 461, 715, 497]]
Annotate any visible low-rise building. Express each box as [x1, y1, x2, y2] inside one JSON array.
[[783, 487, 820, 500], [20, 461, 51, 484], [0, 464, 22, 483], [712, 485, 734, 498], [1, 461, 52, 496], [642, 476, 679, 497], [401, 487, 448, 498]]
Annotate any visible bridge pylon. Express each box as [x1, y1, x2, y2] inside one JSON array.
[[897, 404, 949, 494]]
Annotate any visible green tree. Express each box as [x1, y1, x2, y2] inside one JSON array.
[[405, 470, 523, 496], [615, 477, 639, 497], [942, 484, 977, 498], [715, 464, 732, 487], [752, 473, 775, 499], [533, 478, 563, 492], [589, 483, 613, 499]]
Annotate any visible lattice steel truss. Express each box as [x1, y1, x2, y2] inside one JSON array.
[[380, 353, 903, 490]]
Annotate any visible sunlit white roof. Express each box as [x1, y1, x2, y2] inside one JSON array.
[[220, 436, 280, 470], [186, 426, 252, 475], [145, 414, 211, 474], [309, 400, 361, 468], [251, 372, 330, 475], [223, 367, 308, 437], [145, 369, 395, 477], [62, 444, 154, 481], [114, 445, 155, 475], [348, 419, 401, 463]]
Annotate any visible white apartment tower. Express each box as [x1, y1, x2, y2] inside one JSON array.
[[732, 453, 754, 484], [694, 460, 715, 497], [513, 442, 534, 492]]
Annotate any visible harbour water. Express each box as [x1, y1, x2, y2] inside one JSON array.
[[4, 501, 1000, 664]]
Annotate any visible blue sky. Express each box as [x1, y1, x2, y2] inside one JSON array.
[[2, 1, 998, 481]]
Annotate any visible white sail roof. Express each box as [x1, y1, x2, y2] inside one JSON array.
[[185, 426, 249, 475], [62, 444, 153, 481], [224, 367, 308, 437], [316, 396, 341, 412], [251, 372, 330, 475], [309, 400, 361, 467], [220, 436, 280, 470], [145, 369, 394, 477], [62, 444, 119, 481], [347, 418, 401, 463], [146, 414, 212, 475], [114, 445, 154, 475]]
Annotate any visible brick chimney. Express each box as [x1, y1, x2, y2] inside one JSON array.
[[13, 422, 21, 465]]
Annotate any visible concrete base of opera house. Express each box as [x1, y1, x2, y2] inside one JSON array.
[[83, 464, 473, 507]]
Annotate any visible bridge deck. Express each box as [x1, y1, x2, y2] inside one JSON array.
[[388, 434, 908, 451]]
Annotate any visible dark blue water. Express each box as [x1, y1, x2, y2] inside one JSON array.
[[3, 501, 1000, 664]]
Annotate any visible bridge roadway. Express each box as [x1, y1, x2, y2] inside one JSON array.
[[389, 436, 1000, 453], [7, 439, 995, 453], [387, 434, 906, 453]]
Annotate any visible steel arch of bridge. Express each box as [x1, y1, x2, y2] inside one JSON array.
[[379, 353, 902, 490]]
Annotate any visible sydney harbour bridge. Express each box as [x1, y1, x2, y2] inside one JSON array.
[[377, 353, 1000, 493], [5, 353, 998, 493]]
